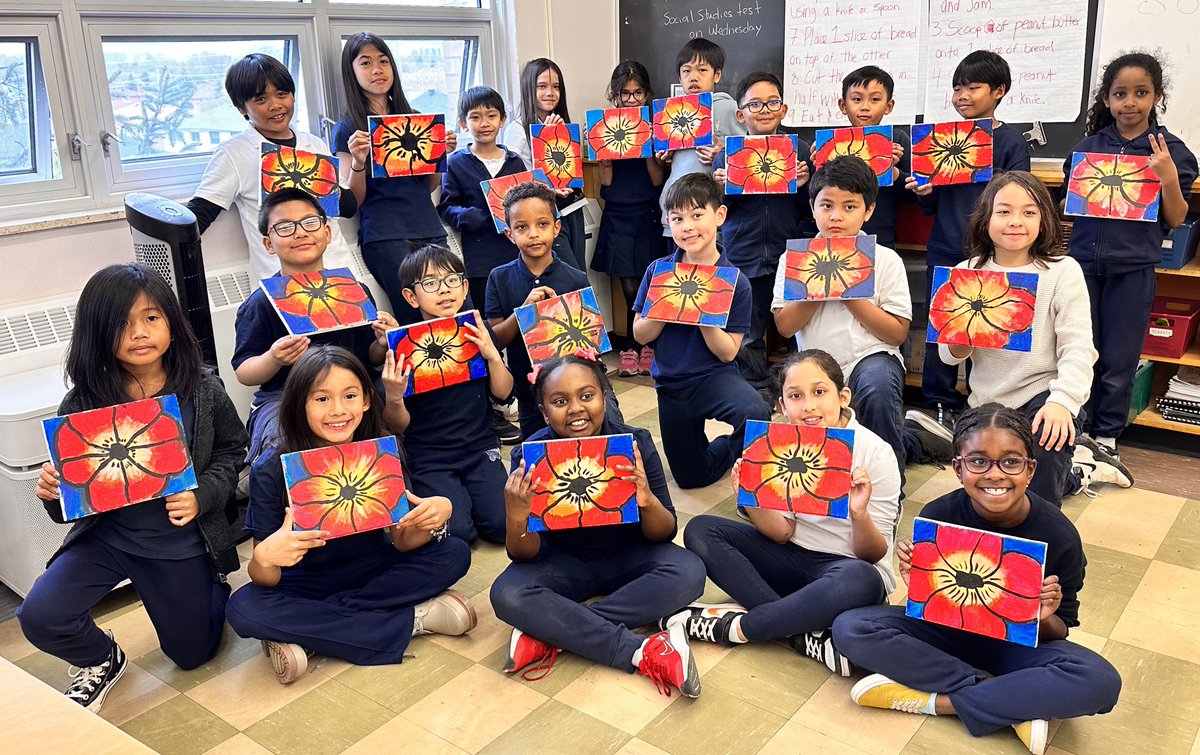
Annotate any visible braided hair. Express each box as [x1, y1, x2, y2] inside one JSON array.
[[531, 354, 614, 409], [951, 402, 1036, 459]]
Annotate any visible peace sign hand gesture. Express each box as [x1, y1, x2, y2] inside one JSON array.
[[1148, 132, 1179, 187]]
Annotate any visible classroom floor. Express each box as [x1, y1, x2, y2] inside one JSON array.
[[1, 374, 1198, 755]]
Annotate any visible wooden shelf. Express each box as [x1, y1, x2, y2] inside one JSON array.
[[1132, 406, 1200, 435], [1142, 343, 1200, 368], [1157, 256, 1200, 278]]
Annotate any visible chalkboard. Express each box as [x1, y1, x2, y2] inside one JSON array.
[[618, 0, 1103, 160]]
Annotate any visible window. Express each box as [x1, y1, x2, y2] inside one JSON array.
[[357, 37, 480, 122]]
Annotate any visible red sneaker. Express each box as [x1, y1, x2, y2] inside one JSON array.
[[636, 623, 700, 698], [618, 350, 639, 377], [637, 346, 655, 376], [503, 628, 558, 681]]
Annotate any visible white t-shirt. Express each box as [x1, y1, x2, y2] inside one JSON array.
[[783, 412, 902, 592], [193, 127, 354, 283], [771, 234, 911, 377]]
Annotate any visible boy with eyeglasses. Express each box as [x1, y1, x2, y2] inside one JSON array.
[[712, 72, 814, 401], [232, 188, 395, 462]]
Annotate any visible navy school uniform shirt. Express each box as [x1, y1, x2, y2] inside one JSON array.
[[861, 127, 911, 249], [246, 450, 395, 575], [485, 254, 590, 400], [917, 123, 1030, 266], [919, 488, 1084, 629], [632, 248, 753, 387], [332, 116, 445, 245], [401, 319, 511, 462], [437, 146, 528, 278], [714, 136, 815, 280], [1062, 124, 1197, 276], [232, 281, 379, 406], [510, 416, 675, 560], [89, 395, 205, 560], [601, 158, 662, 207]]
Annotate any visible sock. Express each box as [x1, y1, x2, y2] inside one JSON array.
[[923, 692, 938, 715], [728, 614, 748, 644], [631, 640, 646, 668]]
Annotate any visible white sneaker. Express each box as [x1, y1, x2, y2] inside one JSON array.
[[413, 589, 477, 636], [1075, 436, 1133, 488], [1013, 719, 1049, 755], [262, 640, 308, 685], [905, 409, 953, 444]]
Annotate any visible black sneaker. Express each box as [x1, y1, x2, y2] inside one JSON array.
[[904, 418, 952, 464], [65, 632, 127, 711], [905, 409, 954, 445], [792, 628, 851, 676], [658, 603, 746, 647], [490, 407, 521, 445], [1073, 436, 1133, 488]]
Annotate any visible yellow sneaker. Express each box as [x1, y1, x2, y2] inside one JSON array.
[[850, 673, 934, 714], [1013, 719, 1048, 755]]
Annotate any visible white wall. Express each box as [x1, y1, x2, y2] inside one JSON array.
[[0, 0, 618, 309]]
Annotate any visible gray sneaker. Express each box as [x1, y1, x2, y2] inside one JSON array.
[[905, 418, 952, 464]]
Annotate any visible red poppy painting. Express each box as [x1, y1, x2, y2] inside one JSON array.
[[911, 118, 993, 187], [640, 260, 738, 327], [736, 420, 854, 518], [812, 125, 894, 186], [782, 236, 877, 300], [1065, 151, 1161, 222], [43, 395, 197, 521], [927, 266, 1038, 352], [585, 106, 652, 160], [386, 311, 488, 398], [724, 135, 798, 195], [530, 122, 583, 190], [284, 436, 408, 538], [480, 169, 555, 232], [516, 287, 612, 365], [651, 93, 713, 152], [260, 144, 340, 215], [906, 517, 1046, 647], [260, 267, 379, 336], [369, 114, 447, 178], [523, 434, 638, 532]]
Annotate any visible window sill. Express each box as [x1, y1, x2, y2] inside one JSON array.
[[0, 208, 127, 238]]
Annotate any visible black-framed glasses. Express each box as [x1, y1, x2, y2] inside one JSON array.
[[954, 455, 1035, 474], [741, 99, 784, 113], [618, 88, 647, 102], [269, 215, 325, 237], [413, 273, 466, 293]]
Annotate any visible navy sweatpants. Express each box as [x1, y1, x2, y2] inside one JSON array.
[[657, 369, 772, 489], [1084, 268, 1155, 439], [683, 515, 886, 641], [922, 262, 967, 411], [489, 541, 706, 670], [1019, 390, 1080, 508], [410, 448, 508, 544], [19, 535, 229, 670], [735, 274, 776, 391], [832, 605, 1121, 736], [226, 537, 470, 666]]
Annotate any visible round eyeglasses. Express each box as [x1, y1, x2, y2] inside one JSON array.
[[412, 273, 466, 293], [741, 99, 785, 113], [269, 215, 326, 237]]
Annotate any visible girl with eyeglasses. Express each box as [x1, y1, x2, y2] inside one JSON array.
[[591, 61, 667, 378], [933, 172, 1117, 506], [832, 403, 1122, 755]]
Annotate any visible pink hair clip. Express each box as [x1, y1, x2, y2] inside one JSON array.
[[573, 346, 599, 361], [527, 363, 544, 384]]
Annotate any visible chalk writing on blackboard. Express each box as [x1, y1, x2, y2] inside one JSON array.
[[658, 1, 767, 39]]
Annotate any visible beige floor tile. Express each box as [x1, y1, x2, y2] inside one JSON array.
[[1102, 640, 1200, 724], [0, 617, 37, 661], [758, 720, 871, 754], [236, 540, 254, 562], [99, 605, 165, 661], [1067, 629, 1107, 654], [617, 389, 660, 420], [428, 593, 511, 662], [1074, 545, 1150, 637], [342, 713, 467, 755], [336, 640, 473, 714], [907, 468, 960, 505], [98, 660, 181, 727], [615, 739, 669, 755], [1192, 727, 1200, 755], [202, 734, 275, 755], [1059, 490, 1092, 524], [1051, 700, 1198, 755], [453, 542, 513, 599], [481, 642, 597, 698], [243, 680, 394, 755], [14, 649, 70, 691], [666, 480, 735, 517], [1156, 500, 1200, 570], [900, 715, 1030, 755], [690, 635, 734, 675], [225, 569, 253, 592], [638, 686, 786, 754], [119, 695, 239, 755], [901, 466, 937, 502], [136, 627, 265, 693], [481, 699, 630, 754], [789, 676, 921, 755], [186, 652, 334, 730], [1110, 561, 1200, 666], [553, 662, 678, 736], [700, 642, 828, 719], [403, 664, 547, 752], [311, 656, 352, 678], [1072, 487, 1185, 559]]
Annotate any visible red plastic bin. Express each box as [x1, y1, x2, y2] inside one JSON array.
[[1142, 297, 1200, 359]]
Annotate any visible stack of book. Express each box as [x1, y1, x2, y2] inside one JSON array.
[[1157, 366, 1200, 426]]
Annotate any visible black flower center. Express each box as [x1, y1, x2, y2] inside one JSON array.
[[785, 456, 809, 475], [969, 298, 986, 313], [812, 258, 843, 278], [1099, 173, 1125, 187], [955, 570, 985, 589], [107, 443, 132, 462], [670, 114, 694, 132], [679, 280, 700, 297], [425, 342, 446, 361], [566, 474, 593, 497], [339, 484, 360, 501]]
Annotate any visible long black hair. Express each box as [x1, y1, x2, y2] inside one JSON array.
[[277, 346, 390, 454], [341, 32, 415, 131], [517, 58, 570, 131], [66, 264, 202, 409], [1084, 52, 1167, 136]]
